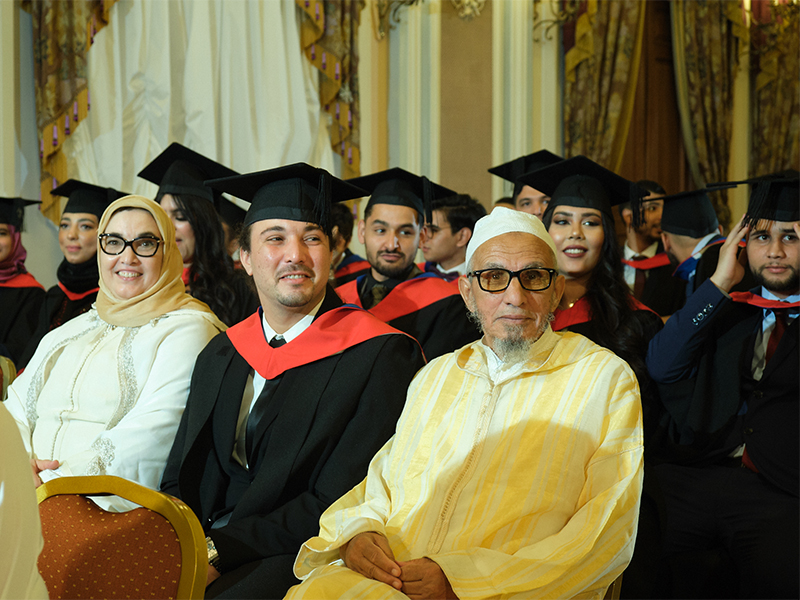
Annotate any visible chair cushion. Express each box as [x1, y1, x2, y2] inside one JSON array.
[[38, 494, 182, 599]]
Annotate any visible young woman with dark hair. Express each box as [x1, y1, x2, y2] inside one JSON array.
[[160, 192, 257, 326]]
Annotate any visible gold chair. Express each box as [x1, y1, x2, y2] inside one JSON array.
[[0, 354, 16, 401], [36, 475, 206, 600]]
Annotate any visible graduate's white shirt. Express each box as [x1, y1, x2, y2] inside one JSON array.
[[233, 297, 324, 468], [623, 241, 658, 289]]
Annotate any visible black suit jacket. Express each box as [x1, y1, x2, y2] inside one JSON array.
[[161, 290, 425, 572], [646, 280, 798, 495]]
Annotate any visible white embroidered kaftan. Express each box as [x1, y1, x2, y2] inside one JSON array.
[[5, 307, 224, 507], [287, 327, 644, 599]]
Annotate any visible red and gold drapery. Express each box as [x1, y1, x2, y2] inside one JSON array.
[[22, 0, 116, 223]]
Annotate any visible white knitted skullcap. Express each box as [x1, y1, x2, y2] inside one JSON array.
[[465, 207, 557, 269]]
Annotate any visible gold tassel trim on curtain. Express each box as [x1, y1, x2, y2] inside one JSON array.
[[22, 0, 117, 224], [296, 0, 363, 180]]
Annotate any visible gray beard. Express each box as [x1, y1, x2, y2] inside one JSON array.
[[468, 309, 554, 364]]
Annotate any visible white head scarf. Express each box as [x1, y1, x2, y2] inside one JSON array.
[[465, 207, 557, 269]]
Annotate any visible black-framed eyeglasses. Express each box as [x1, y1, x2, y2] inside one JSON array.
[[99, 233, 163, 257], [467, 267, 557, 293]]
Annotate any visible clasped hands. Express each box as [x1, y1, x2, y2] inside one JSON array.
[[340, 532, 458, 599]]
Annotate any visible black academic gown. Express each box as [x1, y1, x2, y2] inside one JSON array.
[[635, 242, 687, 316], [161, 288, 424, 597], [17, 285, 97, 369], [337, 271, 480, 361], [0, 280, 45, 365]]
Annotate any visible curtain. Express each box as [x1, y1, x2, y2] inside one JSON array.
[[297, 0, 363, 180], [22, 0, 117, 223], [750, 0, 799, 177], [563, 0, 646, 172], [60, 0, 334, 199], [671, 0, 747, 229]]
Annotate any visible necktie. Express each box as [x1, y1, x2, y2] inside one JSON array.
[[244, 335, 285, 461], [367, 284, 389, 309], [765, 309, 788, 364], [630, 255, 647, 299]]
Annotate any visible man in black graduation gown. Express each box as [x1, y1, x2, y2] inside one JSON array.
[[335, 168, 480, 360], [618, 180, 686, 316], [646, 174, 799, 599], [489, 150, 563, 219], [660, 188, 758, 299], [18, 180, 127, 368], [160, 164, 425, 599]]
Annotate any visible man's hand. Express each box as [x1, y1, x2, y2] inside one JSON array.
[[206, 564, 221, 587], [710, 215, 749, 293], [398, 557, 458, 599], [340, 532, 402, 590], [31, 458, 59, 487]]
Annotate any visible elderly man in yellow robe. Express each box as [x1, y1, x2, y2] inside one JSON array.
[[285, 207, 644, 600]]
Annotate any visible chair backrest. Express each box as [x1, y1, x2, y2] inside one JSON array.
[[0, 355, 16, 401], [36, 475, 206, 600]]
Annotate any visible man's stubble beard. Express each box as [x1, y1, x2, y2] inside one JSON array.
[[752, 264, 800, 296], [467, 307, 554, 364]]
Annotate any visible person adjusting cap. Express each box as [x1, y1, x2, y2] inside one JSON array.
[[50, 179, 129, 220], [138, 142, 238, 203], [708, 170, 799, 227], [518, 155, 648, 224], [205, 162, 367, 236], [488, 149, 563, 198], [346, 167, 455, 224]]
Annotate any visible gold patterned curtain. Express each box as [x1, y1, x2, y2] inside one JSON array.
[[671, 0, 747, 229], [21, 0, 116, 223], [749, 0, 799, 177], [563, 0, 646, 171], [297, 0, 363, 180]]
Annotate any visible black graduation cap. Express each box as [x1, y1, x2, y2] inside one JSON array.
[[346, 168, 455, 225], [518, 155, 647, 224], [51, 179, 129, 219], [0, 197, 41, 230], [488, 150, 563, 198], [707, 170, 799, 226], [205, 163, 367, 235], [217, 195, 248, 228], [137, 142, 238, 203], [659, 189, 719, 238]]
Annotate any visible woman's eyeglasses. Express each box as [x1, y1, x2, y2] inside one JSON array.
[[99, 234, 163, 257]]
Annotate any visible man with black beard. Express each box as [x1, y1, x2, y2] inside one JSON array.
[[646, 173, 799, 599], [336, 168, 480, 360]]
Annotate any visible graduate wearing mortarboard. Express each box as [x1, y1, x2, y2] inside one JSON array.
[[645, 171, 800, 599], [489, 150, 563, 219], [0, 197, 45, 364], [160, 163, 425, 599], [17, 181, 128, 369], [139, 143, 259, 326], [335, 168, 481, 360]]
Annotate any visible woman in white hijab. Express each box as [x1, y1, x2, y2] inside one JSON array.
[[5, 196, 225, 507]]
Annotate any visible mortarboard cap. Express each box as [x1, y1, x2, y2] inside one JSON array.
[[707, 170, 799, 226], [659, 189, 719, 238], [346, 168, 455, 225], [519, 155, 647, 224], [217, 194, 248, 228], [51, 179, 129, 219], [0, 197, 41, 230], [138, 143, 238, 203], [488, 150, 563, 198], [205, 163, 367, 235]]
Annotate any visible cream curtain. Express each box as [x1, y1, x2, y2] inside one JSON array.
[[62, 0, 334, 198]]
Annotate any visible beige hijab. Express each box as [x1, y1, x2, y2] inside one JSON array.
[[95, 195, 223, 328]]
